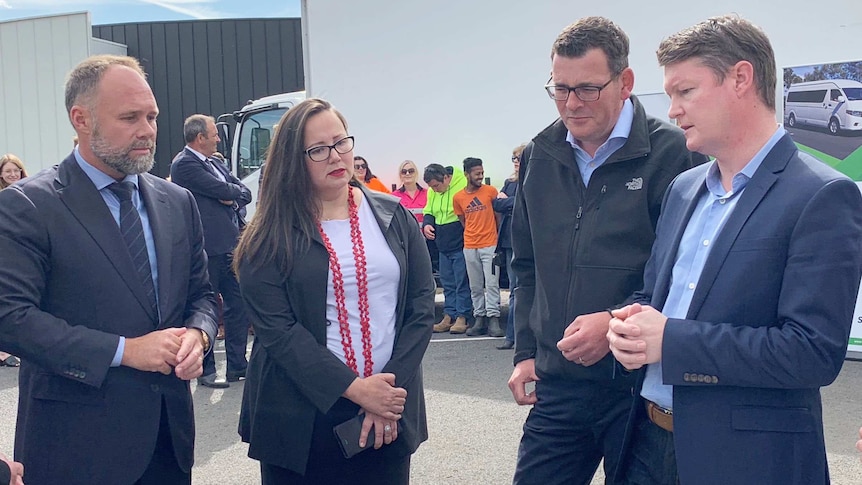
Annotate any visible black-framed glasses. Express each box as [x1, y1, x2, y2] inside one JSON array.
[[511, 155, 520, 162], [305, 136, 355, 162], [401, 168, 416, 175], [544, 76, 615, 102]]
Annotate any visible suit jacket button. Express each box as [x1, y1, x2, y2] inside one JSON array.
[[79, 371, 86, 379], [150, 384, 160, 393], [696, 374, 704, 382], [683, 373, 690, 382]]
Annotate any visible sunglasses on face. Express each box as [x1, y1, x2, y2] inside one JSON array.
[[401, 168, 416, 175], [354, 164, 367, 170]]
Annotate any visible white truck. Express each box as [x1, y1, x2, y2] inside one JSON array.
[[216, 91, 306, 220]]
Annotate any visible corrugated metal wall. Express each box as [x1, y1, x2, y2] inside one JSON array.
[[92, 18, 304, 177], [0, 12, 92, 174]]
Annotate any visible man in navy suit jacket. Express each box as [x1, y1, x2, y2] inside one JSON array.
[[608, 15, 862, 485], [0, 55, 218, 484], [171, 114, 252, 388]]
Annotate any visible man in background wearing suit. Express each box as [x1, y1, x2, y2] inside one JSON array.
[[171, 114, 252, 388], [0, 55, 218, 484], [608, 15, 862, 485]]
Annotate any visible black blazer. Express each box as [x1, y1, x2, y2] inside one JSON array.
[[170, 147, 252, 256], [237, 186, 435, 473], [0, 154, 218, 485]]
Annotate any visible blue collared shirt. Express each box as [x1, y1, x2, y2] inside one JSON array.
[[566, 98, 634, 187], [640, 127, 786, 410], [74, 147, 160, 366]]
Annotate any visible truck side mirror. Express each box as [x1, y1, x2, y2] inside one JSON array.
[[216, 121, 232, 171]]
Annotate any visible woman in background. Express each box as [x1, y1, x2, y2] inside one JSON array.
[[0, 153, 26, 190], [0, 154, 25, 367], [353, 156, 391, 193], [392, 160, 426, 224], [491, 144, 525, 350], [234, 98, 435, 484]]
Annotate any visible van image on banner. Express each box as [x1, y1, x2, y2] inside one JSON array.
[[785, 79, 862, 135]]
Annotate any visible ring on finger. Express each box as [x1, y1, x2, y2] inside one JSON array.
[[383, 424, 392, 434]]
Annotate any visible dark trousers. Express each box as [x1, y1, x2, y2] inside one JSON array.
[[260, 399, 411, 485], [203, 252, 248, 376], [135, 398, 190, 485], [619, 409, 679, 485], [514, 378, 631, 485], [503, 247, 517, 343]]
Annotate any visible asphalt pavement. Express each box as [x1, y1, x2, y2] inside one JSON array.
[[1, 292, 861, 484]]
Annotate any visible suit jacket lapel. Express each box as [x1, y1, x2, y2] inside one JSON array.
[[138, 174, 171, 327], [56, 157, 158, 323], [686, 135, 794, 318]]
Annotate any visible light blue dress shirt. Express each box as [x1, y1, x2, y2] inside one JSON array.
[[640, 127, 786, 410], [566, 98, 634, 187], [74, 147, 160, 366]]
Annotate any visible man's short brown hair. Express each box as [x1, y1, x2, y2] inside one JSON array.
[[64, 55, 147, 118], [656, 14, 776, 110], [552, 16, 630, 77]]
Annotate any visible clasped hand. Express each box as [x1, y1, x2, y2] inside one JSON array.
[[606, 303, 667, 370], [120, 327, 205, 380]]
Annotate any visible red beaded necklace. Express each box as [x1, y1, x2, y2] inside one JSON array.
[[317, 188, 374, 377]]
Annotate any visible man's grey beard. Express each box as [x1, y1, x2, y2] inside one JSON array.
[[90, 130, 155, 175]]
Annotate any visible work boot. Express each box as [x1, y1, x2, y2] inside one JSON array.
[[487, 316, 504, 337], [466, 316, 488, 336], [433, 315, 453, 333], [450, 316, 468, 334]]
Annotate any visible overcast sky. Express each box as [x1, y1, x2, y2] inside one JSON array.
[[0, 0, 301, 25]]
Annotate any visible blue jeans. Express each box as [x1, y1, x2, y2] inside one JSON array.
[[503, 247, 517, 343], [438, 248, 471, 318], [619, 407, 679, 485]]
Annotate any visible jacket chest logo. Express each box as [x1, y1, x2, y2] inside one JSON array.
[[625, 177, 644, 191]]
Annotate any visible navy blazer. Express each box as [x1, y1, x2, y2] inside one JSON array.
[[171, 147, 252, 256], [617, 134, 862, 485], [0, 155, 218, 485]]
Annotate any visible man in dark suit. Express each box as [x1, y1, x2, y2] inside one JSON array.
[[0, 452, 23, 485], [171, 114, 252, 388], [0, 55, 218, 484], [608, 15, 862, 485]]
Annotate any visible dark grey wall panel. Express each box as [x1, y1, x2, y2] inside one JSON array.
[[93, 18, 304, 177]]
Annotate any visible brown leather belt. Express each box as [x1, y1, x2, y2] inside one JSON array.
[[645, 400, 673, 433]]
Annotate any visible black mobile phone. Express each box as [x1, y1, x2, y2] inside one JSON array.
[[333, 414, 375, 459]]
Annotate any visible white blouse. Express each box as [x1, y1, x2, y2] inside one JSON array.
[[321, 197, 400, 375]]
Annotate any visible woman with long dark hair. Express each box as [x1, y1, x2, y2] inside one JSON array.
[[234, 98, 434, 484], [353, 155, 391, 193]]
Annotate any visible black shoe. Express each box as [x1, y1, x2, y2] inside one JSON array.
[[496, 340, 514, 350], [226, 369, 246, 382], [198, 373, 229, 389]]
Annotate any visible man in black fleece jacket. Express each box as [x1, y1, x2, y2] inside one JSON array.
[[507, 16, 704, 485]]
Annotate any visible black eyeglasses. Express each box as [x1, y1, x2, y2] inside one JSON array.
[[305, 136, 355, 162], [511, 156, 520, 162], [401, 168, 416, 175], [544, 76, 615, 102]]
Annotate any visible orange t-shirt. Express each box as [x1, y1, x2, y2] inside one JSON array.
[[453, 184, 498, 249], [364, 177, 391, 193]]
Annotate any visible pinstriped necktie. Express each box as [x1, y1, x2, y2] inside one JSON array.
[[108, 182, 158, 317]]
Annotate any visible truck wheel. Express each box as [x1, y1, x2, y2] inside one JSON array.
[[828, 118, 840, 135], [787, 113, 796, 127]]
